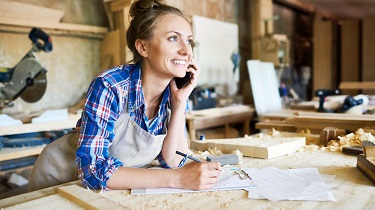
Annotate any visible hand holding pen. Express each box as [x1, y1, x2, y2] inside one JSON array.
[[176, 151, 224, 172], [175, 150, 222, 190]]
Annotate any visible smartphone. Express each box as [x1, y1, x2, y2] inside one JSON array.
[[175, 67, 193, 89]]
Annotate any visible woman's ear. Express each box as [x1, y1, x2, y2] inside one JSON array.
[[135, 39, 148, 57]]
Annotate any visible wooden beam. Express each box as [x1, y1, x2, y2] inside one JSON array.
[[109, 0, 131, 12], [0, 18, 108, 34], [362, 18, 375, 95], [0, 0, 64, 23], [341, 20, 360, 95], [273, 0, 338, 20], [313, 19, 334, 90], [251, 0, 273, 60]]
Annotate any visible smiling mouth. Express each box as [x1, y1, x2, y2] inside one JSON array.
[[171, 59, 187, 65]]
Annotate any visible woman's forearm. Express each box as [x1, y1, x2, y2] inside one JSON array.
[[160, 103, 189, 167]]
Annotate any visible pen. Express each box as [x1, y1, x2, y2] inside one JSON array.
[[176, 151, 202, 162], [176, 151, 224, 172]]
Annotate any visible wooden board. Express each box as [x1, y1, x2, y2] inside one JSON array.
[[357, 155, 375, 185], [0, 114, 80, 136], [190, 137, 306, 159], [0, 146, 45, 162], [58, 185, 129, 210], [0, 0, 64, 23], [313, 19, 338, 91], [362, 18, 375, 95], [247, 60, 282, 116], [341, 20, 360, 96]]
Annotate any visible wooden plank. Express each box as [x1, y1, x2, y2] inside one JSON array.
[[109, 0, 131, 13], [0, 17, 108, 34], [357, 155, 375, 185], [339, 82, 375, 90], [0, 0, 64, 23], [251, 0, 273, 60], [101, 30, 121, 69], [190, 137, 306, 159], [58, 185, 130, 210], [313, 19, 335, 91], [0, 146, 45, 162], [0, 180, 81, 208], [341, 20, 360, 95], [362, 18, 375, 95], [0, 114, 80, 136]]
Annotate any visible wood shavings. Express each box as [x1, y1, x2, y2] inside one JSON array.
[[326, 128, 375, 151], [191, 147, 243, 163], [304, 144, 320, 152]]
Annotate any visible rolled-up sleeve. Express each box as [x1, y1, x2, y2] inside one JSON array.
[[75, 76, 124, 190]]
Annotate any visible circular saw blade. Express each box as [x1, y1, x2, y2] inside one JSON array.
[[20, 72, 47, 103]]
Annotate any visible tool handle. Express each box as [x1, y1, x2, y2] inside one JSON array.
[[29, 28, 53, 52]]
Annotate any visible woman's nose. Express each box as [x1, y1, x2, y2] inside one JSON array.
[[178, 42, 192, 57]]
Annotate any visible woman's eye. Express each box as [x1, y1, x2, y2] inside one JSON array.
[[168, 36, 178, 42], [187, 39, 193, 46]]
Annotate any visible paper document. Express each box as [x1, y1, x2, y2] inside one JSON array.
[[244, 167, 335, 202], [131, 169, 256, 195]]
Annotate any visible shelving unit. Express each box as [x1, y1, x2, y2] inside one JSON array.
[[0, 114, 80, 162]]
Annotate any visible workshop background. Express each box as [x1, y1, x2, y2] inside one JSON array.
[[1, 0, 375, 115], [1, 0, 375, 202]]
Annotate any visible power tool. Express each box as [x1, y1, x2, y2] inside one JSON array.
[[315, 89, 340, 112], [0, 28, 52, 109]]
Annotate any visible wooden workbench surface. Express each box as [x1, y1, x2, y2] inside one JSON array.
[[257, 110, 375, 133], [1, 149, 374, 210]]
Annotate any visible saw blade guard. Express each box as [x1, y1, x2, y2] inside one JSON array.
[[1, 58, 47, 103]]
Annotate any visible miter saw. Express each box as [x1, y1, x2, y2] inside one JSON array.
[[0, 28, 52, 109]]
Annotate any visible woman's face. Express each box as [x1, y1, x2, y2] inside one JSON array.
[[142, 13, 193, 78]]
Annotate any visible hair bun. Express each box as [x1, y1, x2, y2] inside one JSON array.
[[130, 0, 163, 18]]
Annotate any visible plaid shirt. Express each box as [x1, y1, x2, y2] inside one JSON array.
[[75, 63, 187, 190]]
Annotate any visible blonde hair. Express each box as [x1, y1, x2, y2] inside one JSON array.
[[126, 0, 188, 64]]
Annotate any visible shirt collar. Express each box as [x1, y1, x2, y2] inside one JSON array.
[[128, 63, 171, 112]]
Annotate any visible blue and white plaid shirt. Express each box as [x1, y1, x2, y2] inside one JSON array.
[[75, 63, 187, 190]]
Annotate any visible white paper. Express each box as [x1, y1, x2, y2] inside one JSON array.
[[131, 169, 256, 195], [245, 167, 335, 202]]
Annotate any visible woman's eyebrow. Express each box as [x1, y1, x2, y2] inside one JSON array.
[[167, 31, 193, 38]]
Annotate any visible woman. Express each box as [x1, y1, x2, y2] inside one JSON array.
[[29, 0, 221, 191]]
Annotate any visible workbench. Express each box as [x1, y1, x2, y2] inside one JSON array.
[[0, 114, 80, 162], [256, 109, 375, 134], [186, 105, 255, 141], [1, 149, 374, 209]]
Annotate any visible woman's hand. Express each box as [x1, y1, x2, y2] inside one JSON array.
[[170, 59, 201, 106], [176, 161, 221, 190]]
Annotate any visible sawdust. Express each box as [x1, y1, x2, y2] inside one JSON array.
[[325, 128, 375, 152], [89, 149, 375, 210], [263, 128, 375, 153]]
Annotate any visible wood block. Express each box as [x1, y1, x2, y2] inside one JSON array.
[[357, 155, 375, 185], [320, 127, 346, 146], [190, 136, 306, 159], [363, 141, 375, 158]]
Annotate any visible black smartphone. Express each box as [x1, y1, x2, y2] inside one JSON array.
[[175, 71, 192, 89]]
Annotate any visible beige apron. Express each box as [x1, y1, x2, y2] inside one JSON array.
[[29, 109, 169, 191]]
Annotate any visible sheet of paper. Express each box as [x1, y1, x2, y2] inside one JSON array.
[[244, 167, 334, 202], [131, 170, 256, 195]]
